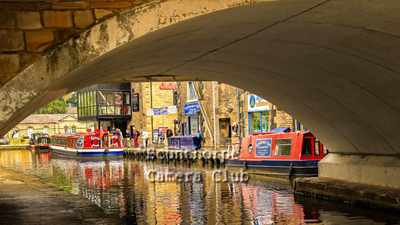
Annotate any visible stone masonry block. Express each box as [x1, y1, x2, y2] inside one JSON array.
[[52, 1, 89, 10], [25, 30, 54, 52], [0, 30, 24, 51], [89, 1, 132, 9], [0, 54, 20, 74], [73, 10, 94, 29], [43, 11, 73, 28], [16, 11, 42, 30], [0, 11, 16, 29], [94, 9, 113, 20]]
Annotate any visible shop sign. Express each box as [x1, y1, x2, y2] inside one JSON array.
[[248, 95, 269, 112], [159, 82, 177, 90], [147, 106, 177, 116], [184, 101, 200, 116], [255, 138, 272, 156]]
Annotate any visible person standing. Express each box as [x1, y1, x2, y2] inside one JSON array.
[[116, 128, 123, 147], [142, 131, 149, 149], [196, 131, 204, 150], [134, 129, 140, 148], [125, 129, 131, 139]]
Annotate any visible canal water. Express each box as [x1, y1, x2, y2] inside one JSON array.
[[0, 149, 399, 225]]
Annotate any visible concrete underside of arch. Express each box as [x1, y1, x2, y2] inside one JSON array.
[[1, 0, 400, 188]]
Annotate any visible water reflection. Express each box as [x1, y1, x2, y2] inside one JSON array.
[[0, 149, 399, 225]]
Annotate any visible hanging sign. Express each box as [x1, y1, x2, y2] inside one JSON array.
[[184, 101, 200, 116], [248, 95, 269, 112]]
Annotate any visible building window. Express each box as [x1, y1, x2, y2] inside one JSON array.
[[188, 115, 200, 135], [77, 86, 132, 120], [64, 126, 69, 134], [187, 82, 197, 101], [43, 126, 48, 134], [294, 120, 303, 131], [72, 126, 77, 133], [132, 93, 140, 112], [27, 127, 33, 139], [248, 111, 269, 134], [173, 90, 179, 106], [274, 139, 292, 156]]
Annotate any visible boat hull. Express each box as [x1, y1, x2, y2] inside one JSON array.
[[31, 145, 50, 152], [226, 159, 319, 177], [50, 145, 124, 158]]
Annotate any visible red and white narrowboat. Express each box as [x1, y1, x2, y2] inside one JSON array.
[[226, 128, 326, 177], [50, 130, 124, 158]]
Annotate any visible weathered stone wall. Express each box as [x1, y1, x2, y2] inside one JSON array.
[[274, 110, 295, 130], [0, 0, 152, 86], [130, 82, 145, 131], [0, 0, 258, 86], [0, 0, 258, 136], [130, 82, 177, 134], [175, 81, 298, 147]]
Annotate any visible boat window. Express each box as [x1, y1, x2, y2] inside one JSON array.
[[76, 137, 83, 148], [302, 138, 313, 155], [248, 144, 253, 152], [274, 139, 292, 156], [315, 139, 320, 156]]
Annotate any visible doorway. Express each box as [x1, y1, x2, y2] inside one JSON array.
[[219, 118, 231, 146]]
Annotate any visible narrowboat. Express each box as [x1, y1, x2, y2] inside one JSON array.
[[226, 128, 325, 177], [30, 133, 50, 152], [50, 130, 124, 158]]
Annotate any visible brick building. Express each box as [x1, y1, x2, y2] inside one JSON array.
[[175, 81, 302, 149], [6, 112, 93, 145], [128, 81, 301, 148], [129, 82, 178, 143]]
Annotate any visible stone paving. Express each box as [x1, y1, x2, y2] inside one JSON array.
[[295, 177, 400, 210], [0, 167, 121, 225]]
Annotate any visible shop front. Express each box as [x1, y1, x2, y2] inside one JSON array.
[[167, 101, 202, 150]]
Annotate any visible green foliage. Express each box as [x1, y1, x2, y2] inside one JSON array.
[[36, 98, 67, 114], [66, 92, 78, 107]]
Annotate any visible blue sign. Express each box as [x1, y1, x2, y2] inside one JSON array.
[[256, 138, 272, 157], [249, 95, 256, 108], [153, 107, 169, 116], [184, 101, 200, 116]]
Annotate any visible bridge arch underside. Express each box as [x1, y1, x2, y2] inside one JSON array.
[[1, 0, 400, 187]]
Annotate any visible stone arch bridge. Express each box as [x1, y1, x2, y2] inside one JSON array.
[[0, 0, 400, 188]]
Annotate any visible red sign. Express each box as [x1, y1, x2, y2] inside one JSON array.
[[159, 82, 177, 90]]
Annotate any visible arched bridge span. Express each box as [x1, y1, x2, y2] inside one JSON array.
[[1, 0, 400, 187]]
